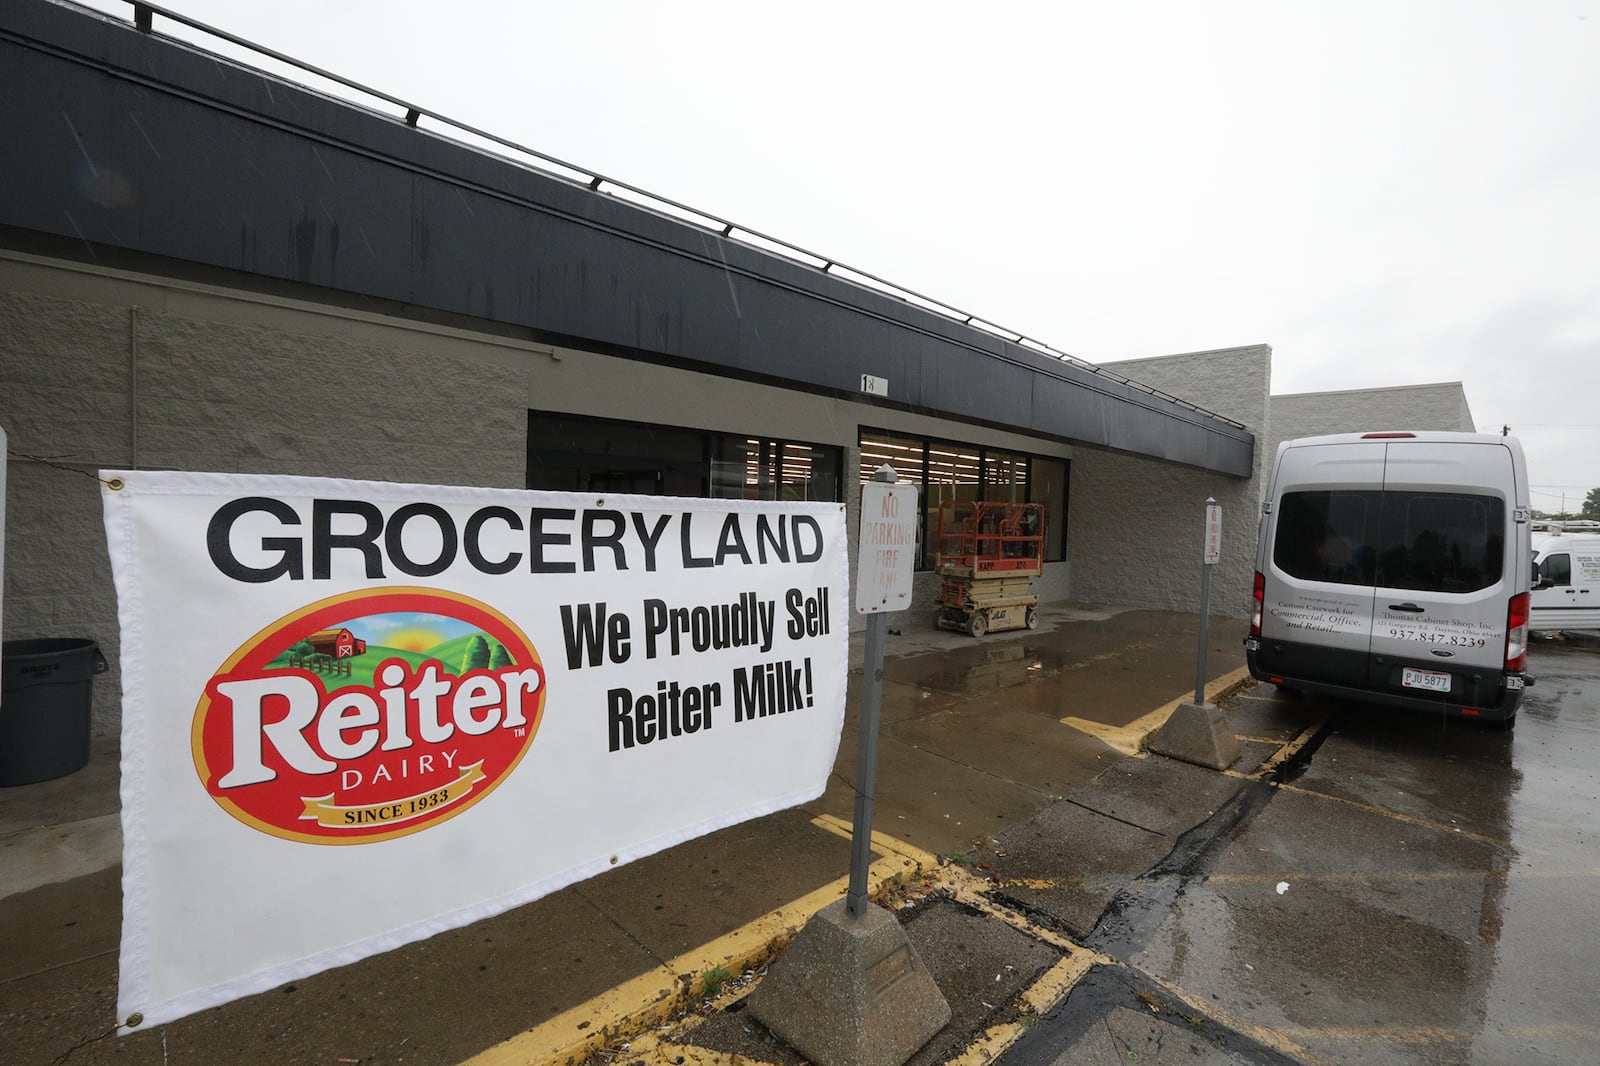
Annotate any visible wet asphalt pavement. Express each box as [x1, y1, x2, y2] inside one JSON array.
[[0, 605, 1246, 1066], [5, 613, 1596, 1066], [1001, 635, 1600, 1066]]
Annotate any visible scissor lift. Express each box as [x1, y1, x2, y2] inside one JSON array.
[[933, 501, 1045, 637]]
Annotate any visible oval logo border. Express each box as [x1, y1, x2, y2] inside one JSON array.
[[192, 586, 545, 846]]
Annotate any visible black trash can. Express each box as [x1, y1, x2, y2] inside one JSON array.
[[1, 638, 108, 787]]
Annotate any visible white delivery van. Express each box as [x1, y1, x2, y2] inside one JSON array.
[[1246, 431, 1533, 724], [1531, 533, 1600, 632]]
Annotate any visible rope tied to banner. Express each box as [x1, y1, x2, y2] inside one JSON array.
[[12, 451, 125, 489]]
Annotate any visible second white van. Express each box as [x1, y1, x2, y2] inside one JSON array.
[[1246, 431, 1533, 725], [1531, 533, 1600, 632]]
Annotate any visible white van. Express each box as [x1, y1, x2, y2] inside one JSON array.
[[1246, 431, 1533, 724], [1531, 534, 1600, 632]]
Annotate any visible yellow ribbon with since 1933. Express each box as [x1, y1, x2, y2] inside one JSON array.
[[300, 762, 487, 829]]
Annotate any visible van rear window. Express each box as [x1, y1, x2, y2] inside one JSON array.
[[1274, 491, 1376, 585], [1275, 490, 1505, 593], [1377, 493, 1504, 592]]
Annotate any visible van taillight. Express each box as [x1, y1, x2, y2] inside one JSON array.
[[1505, 592, 1530, 672], [1360, 432, 1416, 439], [1250, 571, 1265, 637]]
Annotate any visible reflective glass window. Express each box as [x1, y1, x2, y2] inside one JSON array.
[[528, 412, 841, 502], [1375, 492, 1504, 593], [1540, 553, 1572, 586], [1274, 491, 1378, 586]]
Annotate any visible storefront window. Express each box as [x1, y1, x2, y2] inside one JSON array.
[[983, 451, 1029, 503], [777, 443, 841, 502], [858, 434, 925, 484], [710, 436, 767, 499], [859, 433, 928, 566], [1032, 458, 1067, 562], [924, 444, 980, 569], [859, 430, 1068, 567], [527, 414, 703, 495], [528, 412, 842, 502]]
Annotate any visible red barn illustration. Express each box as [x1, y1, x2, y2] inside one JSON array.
[[307, 628, 366, 659]]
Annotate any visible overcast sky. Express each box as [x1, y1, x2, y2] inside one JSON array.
[[76, 0, 1600, 514]]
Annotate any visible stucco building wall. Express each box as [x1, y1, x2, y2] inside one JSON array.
[[1266, 382, 1476, 462], [2, 252, 1096, 730], [1068, 345, 1272, 618]]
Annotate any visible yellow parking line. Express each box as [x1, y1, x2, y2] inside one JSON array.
[[617, 830, 1110, 1066], [628, 1037, 751, 1066], [459, 825, 928, 1066], [890, 864, 1107, 1066], [461, 675, 1373, 1066], [642, 915, 1105, 1066], [520, 684, 1577, 1066], [1500, 1024, 1600, 1040], [810, 812, 941, 868], [1270, 781, 1510, 847], [938, 954, 1095, 1066], [919, 950, 1091, 1064], [941, 869, 1102, 958], [1061, 666, 1252, 754], [993, 876, 1076, 890], [1274, 1022, 1600, 1044], [1248, 715, 1328, 779], [1142, 973, 1335, 1066], [1208, 868, 1600, 885]]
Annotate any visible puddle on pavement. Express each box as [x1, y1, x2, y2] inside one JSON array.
[[897, 642, 1074, 693]]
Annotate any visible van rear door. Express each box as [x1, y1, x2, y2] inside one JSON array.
[[1259, 441, 1387, 687], [1366, 441, 1514, 705]]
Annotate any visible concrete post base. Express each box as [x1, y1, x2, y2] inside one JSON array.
[[748, 898, 951, 1066], [1147, 700, 1240, 771]]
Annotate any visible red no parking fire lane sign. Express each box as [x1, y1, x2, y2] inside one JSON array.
[[856, 479, 918, 614], [1204, 498, 1222, 565]]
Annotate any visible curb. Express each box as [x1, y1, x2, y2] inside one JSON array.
[[461, 820, 931, 1066], [460, 666, 1260, 1066], [1061, 665, 1254, 754]]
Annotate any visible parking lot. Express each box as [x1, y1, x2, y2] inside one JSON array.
[[5, 615, 1596, 1066], [998, 635, 1600, 1066]]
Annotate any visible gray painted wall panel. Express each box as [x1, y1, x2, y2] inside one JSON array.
[[2, 1, 1253, 475]]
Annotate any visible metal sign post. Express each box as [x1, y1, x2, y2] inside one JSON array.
[[847, 465, 918, 917], [1147, 496, 1239, 772], [750, 465, 951, 1065], [1195, 497, 1221, 704]]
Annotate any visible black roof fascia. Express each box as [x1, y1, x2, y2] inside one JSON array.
[[0, 1, 1254, 476]]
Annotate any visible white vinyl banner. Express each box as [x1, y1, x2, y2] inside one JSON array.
[[102, 470, 849, 1028]]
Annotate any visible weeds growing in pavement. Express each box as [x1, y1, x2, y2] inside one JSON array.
[[700, 963, 732, 999]]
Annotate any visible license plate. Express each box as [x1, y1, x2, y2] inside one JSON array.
[[1402, 667, 1452, 693]]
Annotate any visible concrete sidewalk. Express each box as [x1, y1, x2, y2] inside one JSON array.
[[1, 603, 1261, 1066]]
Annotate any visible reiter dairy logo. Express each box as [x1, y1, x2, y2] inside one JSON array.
[[193, 588, 546, 844]]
